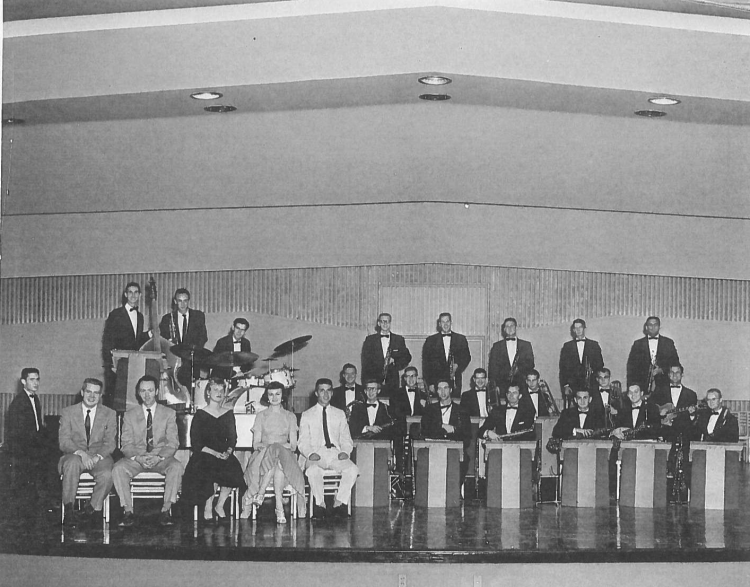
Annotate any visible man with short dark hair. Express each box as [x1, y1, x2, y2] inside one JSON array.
[[478, 384, 536, 441], [7, 368, 45, 492], [692, 388, 738, 443], [612, 384, 661, 440], [488, 317, 535, 396], [520, 369, 555, 417], [361, 313, 412, 399], [330, 363, 364, 411], [58, 378, 116, 526], [112, 375, 183, 526], [299, 378, 359, 518], [348, 380, 395, 440], [211, 317, 253, 380], [651, 364, 697, 441], [626, 316, 680, 394], [422, 313, 471, 397], [552, 389, 605, 439], [559, 318, 604, 405], [460, 368, 497, 418]]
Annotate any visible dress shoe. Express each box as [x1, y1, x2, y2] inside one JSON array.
[[118, 511, 135, 527], [83, 504, 98, 517], [331, 504, 349, 519], [158, 511, 174, 526], [312, 504, 327, 519]]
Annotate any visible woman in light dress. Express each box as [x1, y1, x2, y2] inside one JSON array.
[[241, 382, 306, 522]]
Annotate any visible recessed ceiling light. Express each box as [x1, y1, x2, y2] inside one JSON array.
[[418, 76, 452, 86], [204, 105, 236, 113], [635, 110, 666, 118], [419, 94, 451, 101], [3, 117, 25, 125], [648, 97, 680, 106], [191, 91, 223, 100]]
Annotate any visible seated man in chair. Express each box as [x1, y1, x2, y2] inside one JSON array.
[[113, 375, 184, 526], [299, 378, 359, 519], [59, 377, 117, 526]]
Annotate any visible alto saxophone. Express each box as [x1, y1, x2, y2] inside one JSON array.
[[382, 345, 392, 385]]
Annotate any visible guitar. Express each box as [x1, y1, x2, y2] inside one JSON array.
[[658, 401, 708, 426]]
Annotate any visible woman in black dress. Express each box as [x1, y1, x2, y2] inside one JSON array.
[[181, 378, 247, 520]]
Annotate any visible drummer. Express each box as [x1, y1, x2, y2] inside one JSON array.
[[211, 318, 253, 383]]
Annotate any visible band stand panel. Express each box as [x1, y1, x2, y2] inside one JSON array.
[[352, 440, 392, 508]]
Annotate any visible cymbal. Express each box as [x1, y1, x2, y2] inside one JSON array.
[[272, 335, 312, 357], [169, 343, 213, 362], [204, 351, 259, 368]]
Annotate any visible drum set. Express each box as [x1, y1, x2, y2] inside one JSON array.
[[166, 334, 312, 414]]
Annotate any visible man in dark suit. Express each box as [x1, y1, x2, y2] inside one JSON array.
[[650, 364, 697, 442], [102, 282, 151, 406], [422, 312, 471, 398], [558, 318, 604, 406], [7, 368, 46, 496], [626, 316, 680, 394], [330, 363, 365, 411], [478, 384, 536, 441], [519, 369, 556, 417], [390, 367, 427, 422], [612, 384, 661, 441], [692, 388, 739, 442], [360, 313, 412, 399], [159, 288, 208, 383], [552, 389, 606, 439], [589, 368, 621, 425], [460, 368, 500, 418], [348, 380, 395, 440], [58, 378, 117, 526], [488, 317, 534, 397], [211, 317, 252, 380], [112, 375, 184, 526]]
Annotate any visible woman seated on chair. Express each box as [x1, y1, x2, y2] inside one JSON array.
[[181, 378, 247, 521], [242, 382, 306, 522]]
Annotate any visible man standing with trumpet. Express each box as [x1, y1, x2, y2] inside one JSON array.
[[626, 316, 680, 396], [361, 313, 412, 400]]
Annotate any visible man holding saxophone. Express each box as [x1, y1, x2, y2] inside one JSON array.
[[361, 313, 412, 399]]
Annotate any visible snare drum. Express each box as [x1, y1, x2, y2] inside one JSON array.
[[263, 367, 295, 389]]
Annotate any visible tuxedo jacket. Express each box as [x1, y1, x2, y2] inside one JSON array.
[[478, 403, 536, 441], [460, 389, 500, 418], [519, 390, 553, 418], [298, 403, 353, 458], [692, 408, 739, 443], [58, 403, 117, 458], [626, 335, 680, 390], [651, 385, 697, 437], [7, 392, 45, 457], [389, 386, 426, 419], [159, 309, 208, 348], [487, 338, 535, 390], [421, 401, 471, 442], [552, 407, 605, 439], [211, 334, 253, 379], [615, 399, 661, 439], [102, 305, 150, 365], [348, 400, 395, 440], [422, 332, 471, 395], [558, 338, 604, 392], [121, 403, 179, 459], [360, 332, 411, 393], [330, 384, 365, 411]]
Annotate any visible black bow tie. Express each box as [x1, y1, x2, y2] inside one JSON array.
[[367, 403, 378, 409], [28, 393, 37, 399], [528, 390, 538, 395], [670, 385, 681, 389], [346, 387, 355, 391], [632, 405, 642, 410], [507, 406, 518, 410], [129, 306, 137, 312], [406, 388, 416, 393], [380, 334, 390, 338], [442, 333, 452, 337], [578, 410, 589, 414], [505, 337, 516, 341], [648, 336, 658, 340], [712, 411, 721, 415], [576, 339, 585, 342]]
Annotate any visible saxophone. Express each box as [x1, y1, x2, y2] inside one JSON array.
[[382, 345, 392, 385], [539, 379, 561, 417]]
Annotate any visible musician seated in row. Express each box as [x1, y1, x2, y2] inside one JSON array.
[[652, 364, 698, 442], [330, 363, 364, 411], [519, 369, 556, 417], [690, 388, 739, 443], [348, 380, 396, 440], [589, 368, 621, 422], [390, 367, 427, 426], [552, 389, 606, 439], [611, 384, 661, 441], [460, 368, 497, 418], [478, 384, 536, 442]]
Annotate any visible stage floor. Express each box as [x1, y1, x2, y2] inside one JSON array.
[[1, 467, 749, 564]]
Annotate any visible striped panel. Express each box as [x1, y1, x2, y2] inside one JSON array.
[[413, 441, 463, 508], [620, 441, 670, 508], [2, 264, 748, 327], [689, 443, 743, 510], [561, 441, 611, 507], [485, 442, 535, 509], [352, 440, 391, 508]]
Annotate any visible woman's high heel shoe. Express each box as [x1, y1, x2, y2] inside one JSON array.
[[275, 508, 287, 524], [251, 493, 265, 507]]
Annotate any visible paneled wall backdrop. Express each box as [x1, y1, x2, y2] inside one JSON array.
[[2, 263, 749, 406]]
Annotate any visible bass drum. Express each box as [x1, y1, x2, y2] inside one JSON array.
[[263, 367, 295, 389], [233, 387, 267, 414]]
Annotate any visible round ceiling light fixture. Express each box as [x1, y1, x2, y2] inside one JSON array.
[[635, 110, 666, 118], [648, 96, 680, 106], [419, 94, 451, 101], [418, 76, 452, 86], [204, 105, 236, 113], [191, 91, 223, 100]]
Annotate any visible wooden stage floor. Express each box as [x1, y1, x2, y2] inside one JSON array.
[[1, 465, 749, 565]]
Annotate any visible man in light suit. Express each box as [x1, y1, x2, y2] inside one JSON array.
[[58, 378, 117, 526], [360, 313, 412, 399], [112, 375, 184, 526], [422, 312, 471, 398], [299, 378, 359, 519], [488, 317, 535, 397]]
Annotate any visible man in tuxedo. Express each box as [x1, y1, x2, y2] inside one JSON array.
[[102, 282, 151, 407], [589, 368, 620, 424], [330, 363, 365, 411], [113, 375, 184, 526], [390, 367, 427, 422], [58, 378, 117, 526], [299, 378, 359, 519], [488, 317, 535, 397], [552, 389, 606, 439], [611, 384, 661, 440], [360, 313, 412, 399], [519, 369, 555, 417], [478, 384, 536, 441], [348, 380, 395, 440], [692, 388, 739, 442], [422, 312, 471, 398], [626, 316, 680, 394], [7, 368, 46, 497], [651, 364, 697, 441], [558, 318, 604, 406], [211, 317, 253, 381], [460, 368, 498, 418]]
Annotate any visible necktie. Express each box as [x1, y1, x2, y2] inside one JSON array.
[[322, 406, 333, 448], [505, 337, 516, 341], [146, 408, 154, 453], [85, 409, 91, 446], [367, 403, 378, 409], [30, 394, 41, 431], [442, 333, 451, 338], [181, 314, 187, 342], [507, 406, 518, 410]]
